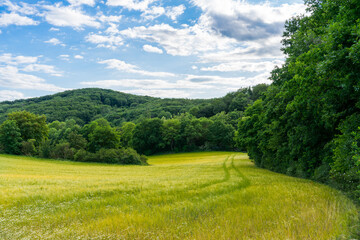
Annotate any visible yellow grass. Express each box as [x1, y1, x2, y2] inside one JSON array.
[[0, 152, 358, 239]]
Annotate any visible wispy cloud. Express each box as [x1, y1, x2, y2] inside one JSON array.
[[0, 12, 38, 26], [99, 59, 175, 77], [0, 53, 65, 91], [0, 90, 26, 102]]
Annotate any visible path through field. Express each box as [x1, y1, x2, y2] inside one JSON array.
[[0, 152, 358, 239]]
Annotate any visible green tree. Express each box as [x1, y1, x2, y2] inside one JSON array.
[[119, 122, 135, 148], [8, 111, 48, 145], [132, 118, 163, 155], [234, 0, 360, 199], [208, 120, 235, 150], [88, 123, 120, 152], [162, 119, 181, 151], [0, 120, 22, 154]]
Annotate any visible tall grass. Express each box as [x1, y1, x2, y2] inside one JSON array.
[[0, 152, 358, 239]]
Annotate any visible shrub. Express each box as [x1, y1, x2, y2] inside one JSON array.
[[50, 143, 75, 160], [74, 149, 97, 162], [22, 139, 37, 156], [96, 148, 147, 165], [39, 140, 52, 158]]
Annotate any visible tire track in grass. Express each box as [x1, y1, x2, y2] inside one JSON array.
[[230, 155, 251, 188]]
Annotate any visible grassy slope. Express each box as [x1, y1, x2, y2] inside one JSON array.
[[0, 152, 358, 239]]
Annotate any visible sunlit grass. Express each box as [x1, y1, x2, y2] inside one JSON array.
[[0, 152, 358, 239]]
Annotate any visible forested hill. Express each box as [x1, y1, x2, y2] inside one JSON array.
[[0, 85, 267, 125]]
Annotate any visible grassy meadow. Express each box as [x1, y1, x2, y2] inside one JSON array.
[[0, 152, 358, 239]]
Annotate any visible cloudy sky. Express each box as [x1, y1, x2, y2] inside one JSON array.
[[0, 0, 306, 101]]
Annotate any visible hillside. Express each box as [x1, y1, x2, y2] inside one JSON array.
[[0, 86, 267, 125]]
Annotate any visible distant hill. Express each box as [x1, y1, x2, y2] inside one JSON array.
[[0, 86, 268, 125]]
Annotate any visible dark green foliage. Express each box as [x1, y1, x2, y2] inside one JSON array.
[[132, 118, 163, 155], [161, 119, 181, 151], [331, 114, 360, 199], [39, 140, 52, 158], [97, 148, 147, 165], [50, 143, 75, 160], [67, 131, 87, 150], [74, 149, 97, 162], [118, 122, 135, 148], [21, 139, 37, 156], [208, 120, 235, 150], [74, 148, 147, 165], [235, 0, 360, 201], [0, 120, 22, 154]]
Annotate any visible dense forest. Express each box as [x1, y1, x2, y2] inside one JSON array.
[[235, 0, 360, 201], [0, 85, 267, 125], [0, 85, 267, 164]]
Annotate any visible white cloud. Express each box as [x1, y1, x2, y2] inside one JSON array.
[[0, 53, 63, 80], [49, 27, 60, 31], [201, 59, 284, 72], [99, 59, 175, 77], [184, 73, 271, 88], [22, 64, 63, 77], [198, 35, 285, 63], [138, 4, 184, 21], [143, 44, 163, 54], [104, 23, 120, 34], [59, 54, 70, 61], [67, 0, 96, 6], [1, 1, 38, 15], [45, 38, 65, 46], [0, 90, 26, 102], [0, 66, 65, 92], [0, 53, 37, 65], [106, 0, 156, 11], [86, 33, 123, 49], [74, 55, 84, 59], [165, 5, 185, 21], [0, 12, 38, 26], [43, 4, 100, 29], [98, 14, 122, 23], [120, 23, 235, 56], [141, 6, 165, 20]]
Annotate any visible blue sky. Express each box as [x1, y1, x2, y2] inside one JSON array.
[[0, 0, 305, 100]]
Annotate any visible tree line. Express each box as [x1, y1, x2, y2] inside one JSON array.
[[0, 84, 268, 165], [235, 0, 360, 202], [0, 110, 238, 161]]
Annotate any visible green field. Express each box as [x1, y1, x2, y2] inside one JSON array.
[[0, 152, 358, 239]]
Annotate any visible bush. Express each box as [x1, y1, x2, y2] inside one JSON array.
[[22, 139, 37, 156], [50, 143, 75, 160], [73, 148, 146, 165], [96, 148, 147, 165], [39, 140, 52, 158], [74, 149, 97, 162]]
